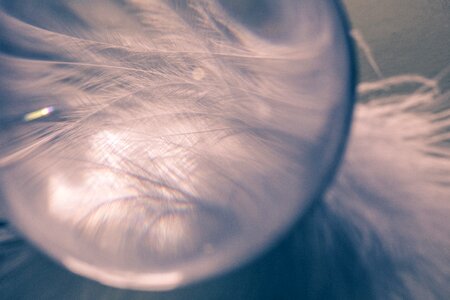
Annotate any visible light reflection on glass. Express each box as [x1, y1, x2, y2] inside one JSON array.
[[23, 106, 55, 122]]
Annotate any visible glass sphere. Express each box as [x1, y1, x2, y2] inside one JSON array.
[[0, 0, 354, 290]]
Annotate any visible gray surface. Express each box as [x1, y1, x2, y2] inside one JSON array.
[[345, 0, 449, 84]]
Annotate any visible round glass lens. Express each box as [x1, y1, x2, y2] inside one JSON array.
[[0, 0, 354, 290]]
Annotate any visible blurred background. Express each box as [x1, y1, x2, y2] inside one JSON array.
[[345, 0, 449, 86]]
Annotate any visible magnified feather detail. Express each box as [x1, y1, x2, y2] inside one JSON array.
[[0, 0, 352, 291]]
